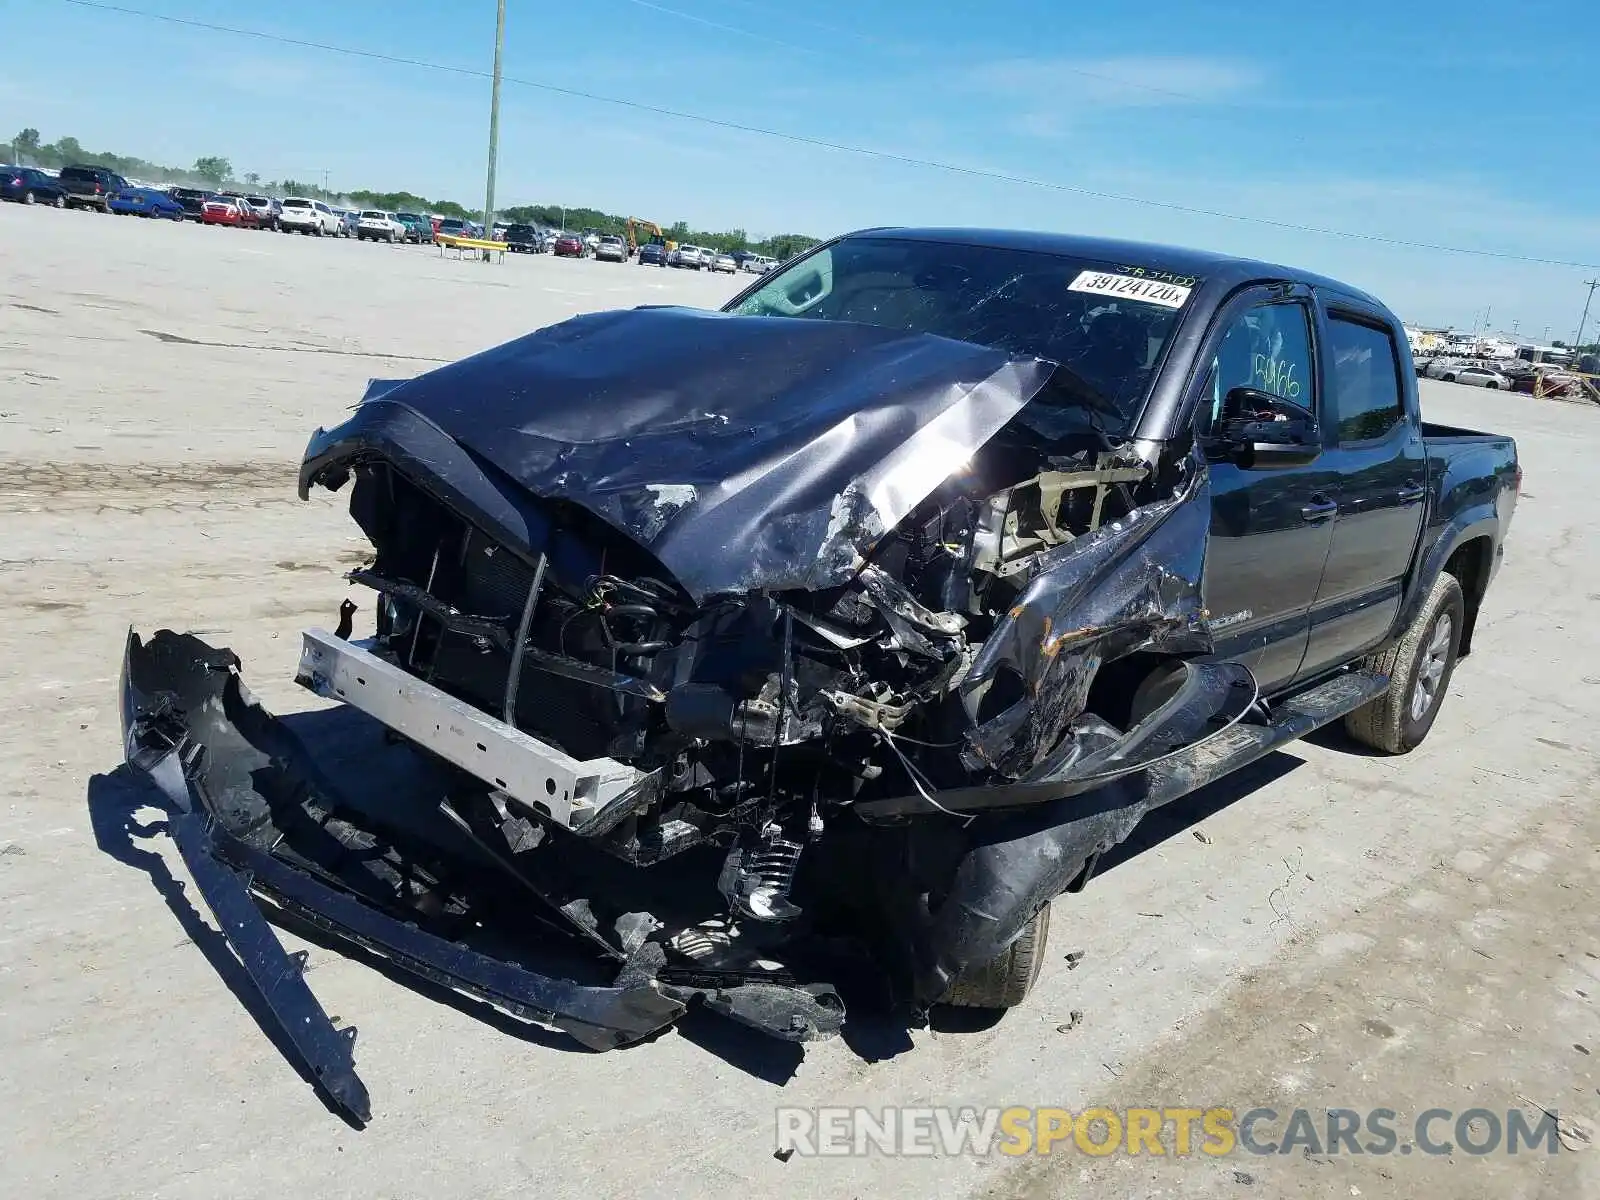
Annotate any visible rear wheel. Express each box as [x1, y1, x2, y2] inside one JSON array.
[[941, 904, 1052, 1009], [53, 194, 65, 209], [1343, 572, 1465, 754], [1486, 381, 1499, 390]]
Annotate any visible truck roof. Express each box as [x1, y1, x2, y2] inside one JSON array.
[[852, 227, 1388, 312]]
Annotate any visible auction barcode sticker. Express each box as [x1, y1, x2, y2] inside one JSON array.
[[1068, 270, 1193, 309]]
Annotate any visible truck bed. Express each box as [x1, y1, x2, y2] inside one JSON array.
[[1420, 420, 1515, 445]]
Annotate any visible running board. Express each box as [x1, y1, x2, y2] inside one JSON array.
[[1145, 669, 1390, 808]]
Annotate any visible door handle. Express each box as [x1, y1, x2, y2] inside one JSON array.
[[1397, 481, 1426, 505], [1300, 495, 1337, 522]]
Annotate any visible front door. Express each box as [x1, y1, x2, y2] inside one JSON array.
[[1197, 291, 1341, 695]]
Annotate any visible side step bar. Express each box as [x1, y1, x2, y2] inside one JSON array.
[[1145, 668, 1390, 808]]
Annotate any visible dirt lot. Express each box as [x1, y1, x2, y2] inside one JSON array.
[[2, 203, 1597, 1200]]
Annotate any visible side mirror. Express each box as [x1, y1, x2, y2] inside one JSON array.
[[1208, 386, 1321, 469]]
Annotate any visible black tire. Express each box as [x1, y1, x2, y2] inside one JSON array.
[[1343, 572, 1465, 754], [1485, 381, 1498, 390], [314, 224, 324, 237], [53, 194, 66, 209], [23, 191, 36, 206], [1443, 374, 1456, 383], [941, 904, 1052, 1009]]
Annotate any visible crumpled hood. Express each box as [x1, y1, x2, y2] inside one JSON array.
[[352, 306, 1054, 600]]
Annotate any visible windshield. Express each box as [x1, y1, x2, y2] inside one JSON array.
[[726, 237, 1197, 435]]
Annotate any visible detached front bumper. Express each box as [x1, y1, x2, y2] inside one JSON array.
[[119, 628, 842, 1123]]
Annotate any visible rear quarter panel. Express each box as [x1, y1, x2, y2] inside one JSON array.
[[1393, 434, 1519, 651]]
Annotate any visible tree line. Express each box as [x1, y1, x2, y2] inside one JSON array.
[[7, 126, 820, 260]]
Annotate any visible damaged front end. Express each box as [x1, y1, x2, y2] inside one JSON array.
[[120, 306, 1250, 1117]]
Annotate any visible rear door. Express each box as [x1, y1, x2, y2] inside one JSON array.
[[1195, 285, 1342, 694], [1296, 302, 1426, 679]]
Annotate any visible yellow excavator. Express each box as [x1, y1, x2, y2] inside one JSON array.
[[626, 217, 676, 254]]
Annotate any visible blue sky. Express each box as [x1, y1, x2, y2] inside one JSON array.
[[5, 0, 1599, 333]]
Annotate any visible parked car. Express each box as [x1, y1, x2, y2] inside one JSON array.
[[336, 209, 360, 237], [503, 224, 540, 253], [435, 217, 473, 241], [167, 187, 213, 221], [551, 232, 585, 258], [123, 227, 1520, 1110], [200, 196, 261, 228], [356, 210, 405, 242], [1445, 365, 1512, 389], [279, 197, 341, 236], [243, 195, 282, 230], [594, 234, 628, 262], [58, 164, 129, 211], [668, 244, 705, 269], [107, 186, 185, 219], [637, 241, 668, 266], [710, 251, 737, 273], [0, 165, 68, 207], [395, 212, 433, 244], [742, 254, 775, 274]]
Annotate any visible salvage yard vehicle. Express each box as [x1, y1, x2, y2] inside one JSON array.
[[166, 186, 213, 221], [395, 212, 434, 244], [357, 210, 406, 242], [122, 227, 1519, 1123], [278, 196, 341, 235], [0, 165, 69, 207], [107, 186, 185, 219], [594, 233, 628, 262], [199, 196, 261, 228], [58, 163, 129, 211]]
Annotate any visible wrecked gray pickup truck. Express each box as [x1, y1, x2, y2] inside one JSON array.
[[122, 228, 1519, 1121]]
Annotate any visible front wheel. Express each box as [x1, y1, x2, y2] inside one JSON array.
[[23, 191, 36, 206], [1485, 381, 1499, 390], [1343, 572, 1465, 754], [54, 194, 66, 209], [941, 904, 1052, 1009]]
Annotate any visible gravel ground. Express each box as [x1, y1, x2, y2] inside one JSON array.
[[2, 202, 1597, 1200]]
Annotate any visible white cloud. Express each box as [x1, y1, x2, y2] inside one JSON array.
[[969, 54, 1262, 107], [963, 54, 1263, 140]]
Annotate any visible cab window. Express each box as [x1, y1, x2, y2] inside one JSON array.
[[1198, 301, 1315, 435], [1325, 316, 1405, 442]]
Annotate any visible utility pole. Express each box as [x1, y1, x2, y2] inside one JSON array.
[[483, 0, 507, 248], [321, 168, 329, 201], [1574, 279, 1600, 352]]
